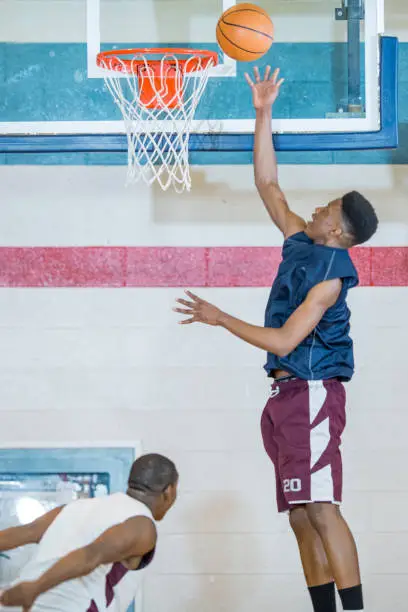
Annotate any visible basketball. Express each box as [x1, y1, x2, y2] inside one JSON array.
[[216, 3, 274, 62]]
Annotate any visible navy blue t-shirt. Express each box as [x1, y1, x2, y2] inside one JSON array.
[[264, 232, 359, 381]]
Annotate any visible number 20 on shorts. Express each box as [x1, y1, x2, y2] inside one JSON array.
[[283, 478, 302, 493]]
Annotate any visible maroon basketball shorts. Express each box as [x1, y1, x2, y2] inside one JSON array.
[[261, 378, 346, 513]]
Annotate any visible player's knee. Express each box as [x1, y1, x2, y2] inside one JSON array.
[[289, 505, 310, 538], [306, 502, 340, 536]]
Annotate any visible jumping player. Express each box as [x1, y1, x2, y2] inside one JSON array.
[[173, 67, 378, 612], [0, 453, 178, 611]]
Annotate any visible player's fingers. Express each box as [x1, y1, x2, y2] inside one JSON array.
[[264, 65, 271, 81], [175, 298, 195, 307], [178, 317, 196, 325], [173, 307, 194, 315], [254, 66, 261, 82], [185, 290, 201, 302], [270, 67, 280, 83], [244, 72, 254, 87]]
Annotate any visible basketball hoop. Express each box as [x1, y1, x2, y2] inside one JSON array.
[[96, 48, 218, 193]]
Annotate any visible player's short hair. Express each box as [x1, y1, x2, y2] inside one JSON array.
[[128, 453, 178, 495], [341, 191, 379, 245]]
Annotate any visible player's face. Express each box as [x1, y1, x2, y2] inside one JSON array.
[[307, 199, 343, 243]]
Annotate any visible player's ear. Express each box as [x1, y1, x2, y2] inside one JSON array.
[[162, 482, 177, 506], [162, 484, 172, 503]]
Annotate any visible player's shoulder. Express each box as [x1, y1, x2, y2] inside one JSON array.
[[310, 245, 358, 288], [283, 213, 307, 240], [282, 230, 312, 253], [284, 229, 310, 243]]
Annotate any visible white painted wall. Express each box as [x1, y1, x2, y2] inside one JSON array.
[[1, 165, 408, 246]]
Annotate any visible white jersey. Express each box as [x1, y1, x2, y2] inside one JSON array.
[[15, 493, 155, 612]]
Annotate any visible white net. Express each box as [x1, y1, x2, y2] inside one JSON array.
[[98, 51, 217, 193]]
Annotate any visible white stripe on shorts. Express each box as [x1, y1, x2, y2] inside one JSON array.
[[308, 381, 334, 503]]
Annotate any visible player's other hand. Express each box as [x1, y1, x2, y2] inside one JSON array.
[[245, 66, 284, 109], [173, 291, 223, 326], [0, 581, 38, 611]]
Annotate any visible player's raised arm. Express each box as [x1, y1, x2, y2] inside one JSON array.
[[245, 66, 306, 239]]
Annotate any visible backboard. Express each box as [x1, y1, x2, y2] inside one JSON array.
[[0, 0, 398, 153]]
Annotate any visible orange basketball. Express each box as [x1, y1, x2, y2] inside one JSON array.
[[216, 3, 274, 62]]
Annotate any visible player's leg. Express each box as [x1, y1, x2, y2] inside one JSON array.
[[289, 505, 333, 585], [289, 505, 337, 612], [306, 503, 363, 610], [303, 380, 363, 610], [261, 385, 337, 612]]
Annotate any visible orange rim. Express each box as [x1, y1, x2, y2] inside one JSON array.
[[96, 48, 219, 74]]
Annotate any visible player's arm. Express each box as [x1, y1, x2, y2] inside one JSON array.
[[0, 516, 156, 610], [254, 111, 305, 238], [0, 506, 63, 552], [175, 281, 342, 357], [246, 67, 306, 239]]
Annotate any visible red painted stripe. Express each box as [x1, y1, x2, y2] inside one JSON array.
[[371, 247, 408, 286], [0, 248, 127, 288], [0, 247, 405, 287]]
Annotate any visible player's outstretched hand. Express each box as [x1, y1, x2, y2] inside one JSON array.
[[173, 291, 223, 326], [245, 66, 284, 109]]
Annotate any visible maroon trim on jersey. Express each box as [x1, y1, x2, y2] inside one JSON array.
[[106, 562, 129, 606], [87, 549, 156, 609], [85, 564, 128, 611]]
